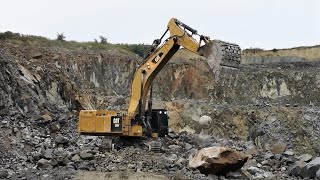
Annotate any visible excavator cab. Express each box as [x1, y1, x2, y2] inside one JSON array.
[[145, 109, 168, 137]]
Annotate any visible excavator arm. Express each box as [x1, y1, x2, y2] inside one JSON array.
[[127, 18, 209, 117], [124, 18, 216, 136], [127, 17, 242, 120]]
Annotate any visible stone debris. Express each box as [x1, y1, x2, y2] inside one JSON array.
[[40, 114, 52, 122], [298, 153, 313, 162], [288, 161, 306, 176], [37, 158, 51, 168], [199, 115, 212, 126], [43, 149, 53, 159], [50, 123, 61, 133], [55, 135, 70, 146], [283, 150, 294, 156], [32, 53, 42, 59], [71, 154, 81, 162], [271, 142, 287, 154], [79, 151, 94, 160], [0, 170, 9, 179]]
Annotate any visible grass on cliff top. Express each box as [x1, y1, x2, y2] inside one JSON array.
[[243, 45, 320, 60], [0, 31, 151, 57], [243, 44, 320, 53], [2, 31, 319, 60]]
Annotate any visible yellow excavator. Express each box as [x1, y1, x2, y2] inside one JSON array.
[[78, 18, 241, 148]]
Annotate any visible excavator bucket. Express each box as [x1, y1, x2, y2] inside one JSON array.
[[199, 40, 241, 84]]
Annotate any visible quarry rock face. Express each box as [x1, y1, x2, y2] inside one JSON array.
[[242, 46, 320, 64], [189, 147, 248, 175], [1, 33, 320, 179]]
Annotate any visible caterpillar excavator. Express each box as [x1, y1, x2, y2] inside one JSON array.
[[78, 18, 241, 150]]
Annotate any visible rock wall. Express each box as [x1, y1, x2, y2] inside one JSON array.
[[242, 45, 320, 64], [0, 50, 80, 115]]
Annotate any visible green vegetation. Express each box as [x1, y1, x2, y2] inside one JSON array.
[[242, 48, 264, 53], [121, 44, 151, 58], [99, 36, 108, 44], [56, 33, 66, 41], [0, 31, 150, 57]]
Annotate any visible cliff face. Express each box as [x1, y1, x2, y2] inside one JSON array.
[[1, 33, 320, 154], [242, 45, 320, 64], [0, 50, 80, 115]]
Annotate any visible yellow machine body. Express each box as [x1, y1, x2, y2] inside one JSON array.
[[79, 110, 143, 137]]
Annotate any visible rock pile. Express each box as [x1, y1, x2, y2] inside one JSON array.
[[289, 156, 320, 179], [1, 109, 311, 180]]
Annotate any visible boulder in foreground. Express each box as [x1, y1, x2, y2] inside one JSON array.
[[300, 157, 320, 178], [189, 146, 248, 175]]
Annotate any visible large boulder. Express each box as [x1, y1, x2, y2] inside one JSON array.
[[300, 157, 320, 178], [79, 151, 94, 160], [298, 154, 313, 162], [55, 135, 69, 146], [43, 149, 53, 159], [316, 169, 320, 180], [199, 115, 212, 126], [288, 161, 306, 176], [189, 146, 248, 175], [37, 158, 51, 168], [0, 170, 9, 179]]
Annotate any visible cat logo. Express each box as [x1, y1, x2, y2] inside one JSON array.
[[113, 117, 120, 128], [152, 52, 163, 63], [113, 118, 120, 124]]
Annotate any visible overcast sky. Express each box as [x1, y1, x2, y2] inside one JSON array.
[[0, 0, 319, 49]]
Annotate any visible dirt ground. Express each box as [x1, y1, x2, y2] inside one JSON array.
[[72, 171, 170, 180]]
